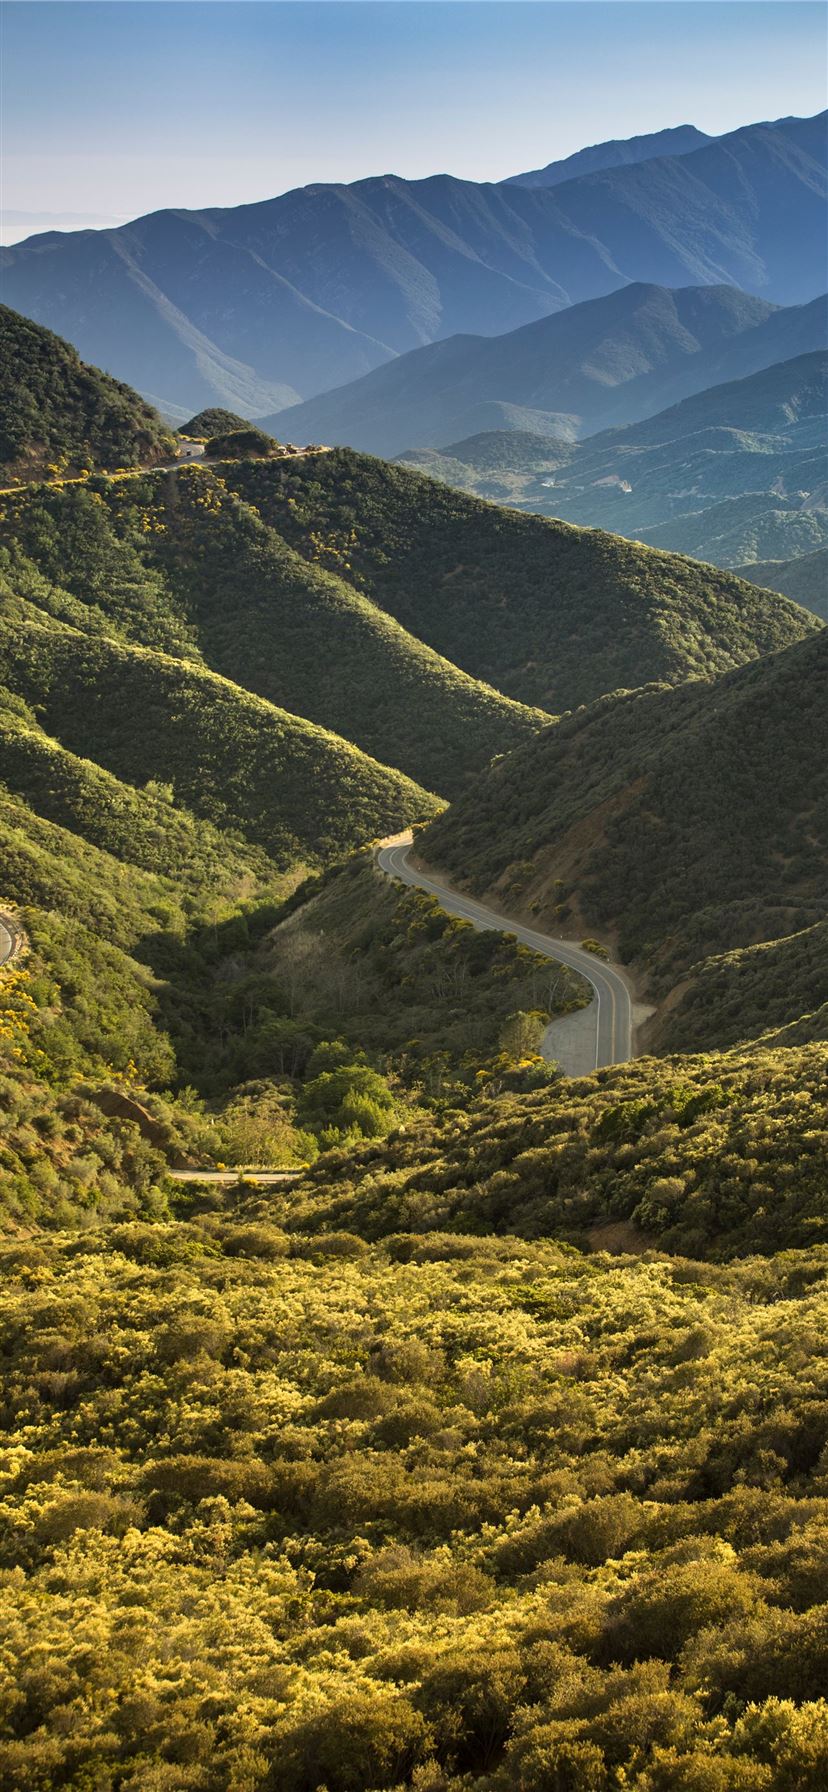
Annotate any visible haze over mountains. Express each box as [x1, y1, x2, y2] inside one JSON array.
[[400, 348, 828, 577], [275, 284, 828, 456], [2, 110, 825, 418]]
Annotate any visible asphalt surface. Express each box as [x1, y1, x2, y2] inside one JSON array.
[[377, 840, 634, 1072], [0, 917, 17, 969]]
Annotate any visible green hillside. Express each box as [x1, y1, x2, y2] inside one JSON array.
[[224, 448, 820, 712], [0, 695, 572, 1226], [0, 589, 437, 866], [1, 370, 827, 1792], [641, 490, 828, 568], [423, 628, 827, 1033], [292, 1042, 828, 1259], [0, 685, 317, 1222], [0, 304, 176, 480], [738, 546, 828, 621], [654, 920, 828, 1054], [0, 472, 547, 797]]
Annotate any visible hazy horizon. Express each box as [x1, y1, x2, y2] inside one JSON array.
[[2, 1, 825, 244]]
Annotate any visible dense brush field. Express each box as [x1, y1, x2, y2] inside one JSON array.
[[1, 1218, 826, 1790]]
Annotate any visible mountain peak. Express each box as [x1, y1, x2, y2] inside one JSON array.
[[506, 123, 712, 189]]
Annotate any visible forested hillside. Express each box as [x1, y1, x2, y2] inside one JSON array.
[[423, 628, 828, 1040], [0, 470, 545, 797], [291, 1042, 828, 1259], [3, 444, 813, 784], [239, 448, 820, 711], [0, 305, 176, 478], [0, 584, 437, 864]]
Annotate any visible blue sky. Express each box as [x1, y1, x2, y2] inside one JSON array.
[[2, 3, 825, 239]]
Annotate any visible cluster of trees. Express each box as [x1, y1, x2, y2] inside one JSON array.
[[204, 426, 284, 459], [0, 1218, 825, 1788]]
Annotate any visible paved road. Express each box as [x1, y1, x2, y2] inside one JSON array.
[[377, 839, 634, 1072], [0, 916, 18, 969]]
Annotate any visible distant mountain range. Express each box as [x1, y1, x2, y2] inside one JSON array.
[[1, 111, 825, 416], [504, 124, 713, 188], [271, 284, 828, 456], [400, 349, 828, 581], [737, 547, 828, 620]]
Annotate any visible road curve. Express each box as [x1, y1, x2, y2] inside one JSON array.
[[0, 915, 18, 970], [377, 840, 634, 1072]]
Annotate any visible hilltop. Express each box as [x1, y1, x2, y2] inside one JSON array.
[[179, 406, 250, 437], [2, 112, 825, 414], [0, 305, 176, 479], [505, 123, 712, 187], [423, 627, 828, 1046]]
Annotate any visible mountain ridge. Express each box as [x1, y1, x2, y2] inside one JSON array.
[[2, 110, 825, 415]]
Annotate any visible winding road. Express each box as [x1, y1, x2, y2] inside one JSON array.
[[377, 839, 634, 1073]]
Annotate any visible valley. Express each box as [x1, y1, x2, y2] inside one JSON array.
[[0, 68, 826, 1792]]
